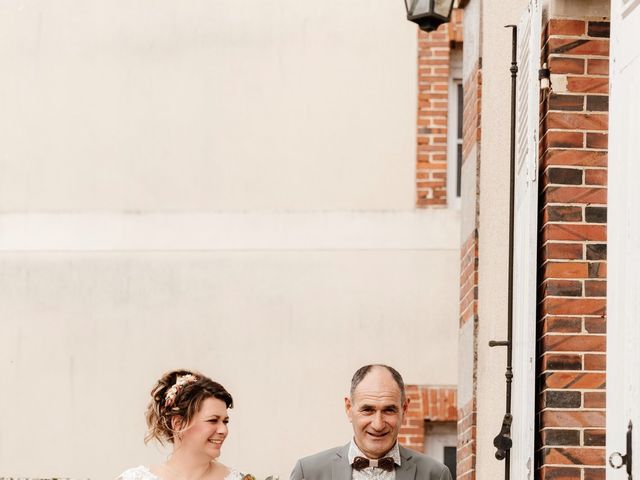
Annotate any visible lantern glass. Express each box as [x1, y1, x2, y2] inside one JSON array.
[[404, 0, 432, 17], [411, 0, 432, 16], [433, 0, 453, 17]]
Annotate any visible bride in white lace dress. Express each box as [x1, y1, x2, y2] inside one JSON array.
[[118, 369, 249, 480]]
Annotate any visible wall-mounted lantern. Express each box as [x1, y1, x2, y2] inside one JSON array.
[[403, 0, 455, 32]]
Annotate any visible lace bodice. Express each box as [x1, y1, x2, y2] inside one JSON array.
[[117, 465, 245, 480]]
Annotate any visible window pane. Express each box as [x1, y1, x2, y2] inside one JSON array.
[[457, 83, 463, 139], [444, 446, 456, 478], [456, 144, 462, 197]]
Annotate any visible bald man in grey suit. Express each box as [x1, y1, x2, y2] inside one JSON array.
[[290, 365, 452, 480]]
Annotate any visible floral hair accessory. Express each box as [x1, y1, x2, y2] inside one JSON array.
[[164, 374, 198, 407]]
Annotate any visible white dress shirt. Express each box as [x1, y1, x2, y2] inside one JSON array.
[[347, 440, 401, 480]]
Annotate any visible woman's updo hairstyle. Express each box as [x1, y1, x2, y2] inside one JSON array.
[[145, 369, 233, 445]]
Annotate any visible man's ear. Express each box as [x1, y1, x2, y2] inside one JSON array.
[[402, 398, 410, 415], [345, 396, 353, 423]]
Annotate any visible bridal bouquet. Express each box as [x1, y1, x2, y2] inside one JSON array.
[[242, 475, 279, 480]]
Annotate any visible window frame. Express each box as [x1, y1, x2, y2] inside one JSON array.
[[446, 47, 463, 209]]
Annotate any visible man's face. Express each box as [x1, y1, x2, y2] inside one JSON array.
[[345, 367, 409, 459]]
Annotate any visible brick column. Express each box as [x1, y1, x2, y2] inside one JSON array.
[[416, 9, 463, 207], [537, 17, 609, 480]]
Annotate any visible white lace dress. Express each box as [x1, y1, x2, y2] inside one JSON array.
[[117, 466, 246, 480]]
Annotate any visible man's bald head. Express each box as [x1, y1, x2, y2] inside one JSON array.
[[349, 364, 406, 403]]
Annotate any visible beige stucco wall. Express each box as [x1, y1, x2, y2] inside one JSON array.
[[474, 0, 529, 478], [0, 0, 418, 212], [543, 0, 610, 19], [0, 233, 459, 479], [0, 1, 460, 479]]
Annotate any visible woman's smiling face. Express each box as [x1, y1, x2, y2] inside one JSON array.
[[178, 397, 230, 460]]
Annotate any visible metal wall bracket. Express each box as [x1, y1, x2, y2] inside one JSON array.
[[609, 420, 633, 479], [493, 413, 513, 460]]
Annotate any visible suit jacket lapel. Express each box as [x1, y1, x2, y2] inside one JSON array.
[[396, 446, 417, 480], [332, 444, 352, 480]]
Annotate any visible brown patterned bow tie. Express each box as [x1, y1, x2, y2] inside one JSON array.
[[352, 456, 395, 472]]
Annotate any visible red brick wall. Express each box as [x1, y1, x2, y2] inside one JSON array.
[[416, 9, 463, 207], [457, 231, 478, 480], [399, 385, 457, 452], [537, 17, 609, 480], [460, 230, 479, 330], [461, 62, 481, 165]]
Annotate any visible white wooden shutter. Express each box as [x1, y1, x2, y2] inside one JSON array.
[[607, 1, 640, 478], [510, 1, 540, 478]]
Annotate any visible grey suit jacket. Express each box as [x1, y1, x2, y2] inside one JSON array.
[[290, 444, 452, 480]]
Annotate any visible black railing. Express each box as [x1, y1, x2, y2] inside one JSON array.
[[489, 24, 518, 480]]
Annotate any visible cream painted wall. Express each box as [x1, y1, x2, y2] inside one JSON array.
[[0, 1, 461, 479], [474, 0, 529, 479], [0, 0, 417, 212], [543, 0, 610, 18], [0, 242, 459, 479]]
